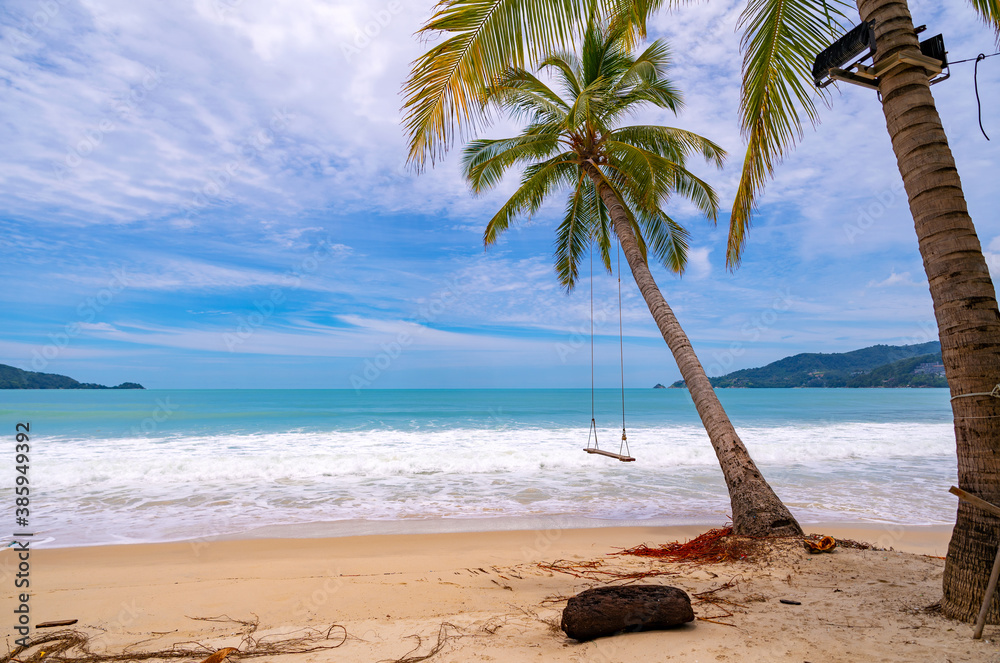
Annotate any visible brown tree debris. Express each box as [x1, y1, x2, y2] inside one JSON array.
[[36, 621, 79, 630], [615, 527, 767, 565], [560, 585, 694, 641], [537, 559, 676, 583], [197, 648, 238, 663]]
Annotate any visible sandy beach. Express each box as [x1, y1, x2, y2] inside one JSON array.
[[6, 523, 998, 662]]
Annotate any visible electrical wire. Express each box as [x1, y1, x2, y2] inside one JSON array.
[[947, 52, 998, 141], [975, 53, 990, 140], [949, 52, 1000, 65]]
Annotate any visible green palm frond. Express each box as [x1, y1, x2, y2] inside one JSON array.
[[603, 140, 675, 209], [608, 39, 672, 95], [482, 153, 578, 246], [637, 209, 690, 273], [600, 76, 683, 125], [566, 76, 605, 128], [486, 68, 570, 124], [670, 166, 721, 222], [462, 11, 722, 284], [604, 136, 720, 221], [402, 0, 676, 169], [728, 0, 848, 268], [463, 133, 563, 192], [609, 126, 725, 168], [580, 15, 631, 84], [402, 0, 581, 169], [589, 179, 614, 272], [538, 53, 585, 99], [967, 0, 1000, 45], [609, 0, 674, 41], [585, 163, 649, 263], [555, 174, 594, 288]]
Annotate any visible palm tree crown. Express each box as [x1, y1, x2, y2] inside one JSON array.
[[462, 17, 725, 288], [406, 0, 1000, 266]]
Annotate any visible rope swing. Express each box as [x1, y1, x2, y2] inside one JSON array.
[[584, 242, 635, 462]]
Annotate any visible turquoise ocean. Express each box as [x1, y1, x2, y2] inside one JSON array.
[[1, 388, 958, 547]]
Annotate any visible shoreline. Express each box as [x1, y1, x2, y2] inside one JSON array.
[[9, 522, 990, 663], [33, 517, 956, 552]]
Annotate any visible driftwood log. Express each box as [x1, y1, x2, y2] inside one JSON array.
[[561, 585, 694, 641]]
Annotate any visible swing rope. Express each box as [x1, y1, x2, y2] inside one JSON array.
[[583, 241, 634, 462], [617, 242, 630, 459], [587, 246, 599, 452]]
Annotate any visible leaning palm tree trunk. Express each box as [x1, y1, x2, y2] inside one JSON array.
[[586, 166, 802, 537], [857, 0, 1000, 623]]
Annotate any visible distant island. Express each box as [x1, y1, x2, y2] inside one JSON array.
[[670, 341, 946, 389], [0, 364, 144, 390], [653, 383, 666, 389]]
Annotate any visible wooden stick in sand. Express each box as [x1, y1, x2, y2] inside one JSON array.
[[949, 486, 1000, 639]]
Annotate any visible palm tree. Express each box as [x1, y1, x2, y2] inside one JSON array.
[[402, 0, 1000, 624], [852, 0, 1000, 625], [463, 16, 803, 537]]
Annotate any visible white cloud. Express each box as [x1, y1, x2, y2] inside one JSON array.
[[867, 271, 925, 288], [986, 235, 1000, 281], [1, 0, 995, 250], [0, 0, 997, 388], [77, 322, 117, 332], [55, 257, 339, 292], [685, 246, 713, 280]]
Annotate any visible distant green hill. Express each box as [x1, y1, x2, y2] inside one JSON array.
[[670, 342, 946, 389], [0, 364, 144, 389]]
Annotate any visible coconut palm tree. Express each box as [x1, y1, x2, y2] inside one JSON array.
[[403, 0, 1000, 624], [463, 16, 803, 537], [852, 0, 1000, 625]]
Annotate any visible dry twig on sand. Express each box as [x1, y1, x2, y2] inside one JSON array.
[[691, 577, 747, 627], [381, 623, 460, 663], [537, 559, 677, 583], [1, 616, 346, 663]]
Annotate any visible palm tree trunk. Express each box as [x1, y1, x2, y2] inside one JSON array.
[[585, 166, 802, 537], [857, 0, 1000, 623]]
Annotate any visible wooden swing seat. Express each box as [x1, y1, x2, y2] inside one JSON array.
[[583, 447, 635, 462]]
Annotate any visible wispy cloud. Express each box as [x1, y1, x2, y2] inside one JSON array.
[[0, 0, 996, 387], [867, 271, 925, 288]]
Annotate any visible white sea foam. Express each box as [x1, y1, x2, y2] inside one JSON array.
[[20, 421, 957, 547]]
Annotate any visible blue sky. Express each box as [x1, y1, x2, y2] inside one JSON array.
[[1, 0, 998, 389]]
